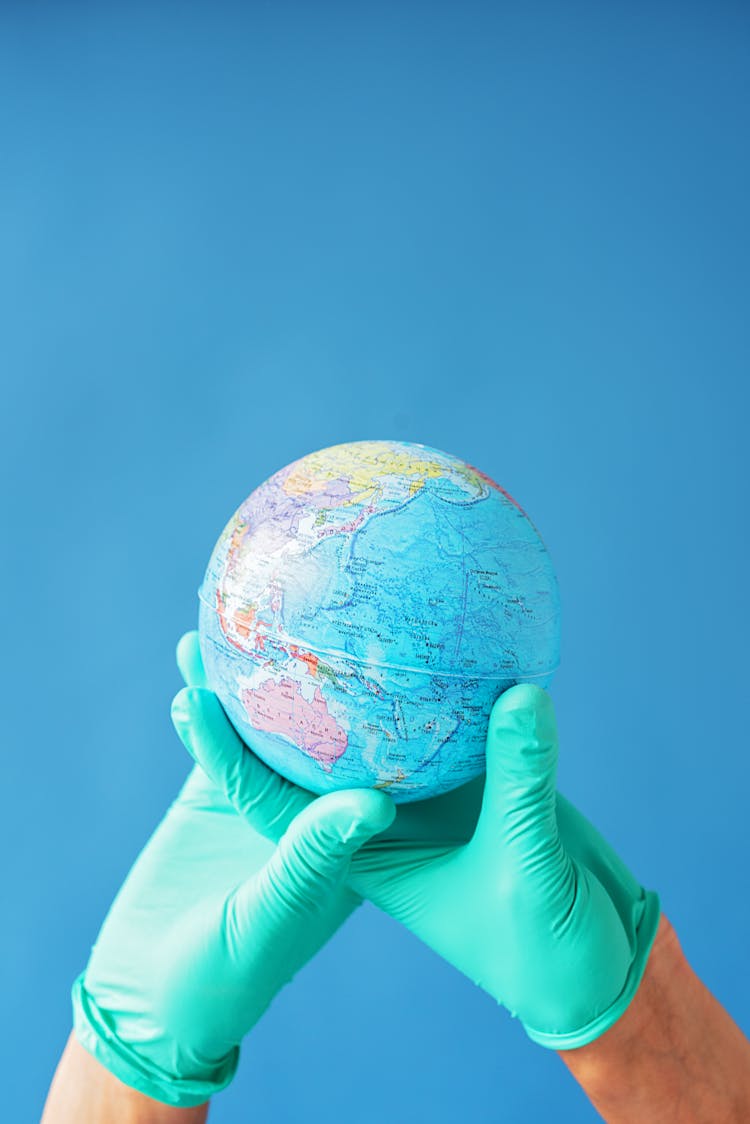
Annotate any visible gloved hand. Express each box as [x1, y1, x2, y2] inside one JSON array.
[[175, 633, 660, 1049], [71, 636, 395, 1108]]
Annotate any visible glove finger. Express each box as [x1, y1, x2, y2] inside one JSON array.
[[176, 631, 209, 689], [254, 788, 396, 917], [474, 683, 565, 873], [171, 686, 311, 841]]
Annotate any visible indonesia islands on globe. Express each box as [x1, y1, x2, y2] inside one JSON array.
[[198, 440, 561, 802]]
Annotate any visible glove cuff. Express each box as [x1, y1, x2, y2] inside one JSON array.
[[71, 972, 239, 1108], [522, 889, 661, 1051]]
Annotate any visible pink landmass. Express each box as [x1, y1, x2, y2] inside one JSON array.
[[241, 677, 348, 771]]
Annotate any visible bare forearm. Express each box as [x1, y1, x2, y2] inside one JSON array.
[[559, 916, 750, 1123], [41, 1033, 209, 1124]]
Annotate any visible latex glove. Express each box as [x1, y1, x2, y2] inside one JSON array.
[[71, 637, 395, 1108], [176, 634, 660, 1050]]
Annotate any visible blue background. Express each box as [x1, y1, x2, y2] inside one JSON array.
[[2, 3, 748, 1120]]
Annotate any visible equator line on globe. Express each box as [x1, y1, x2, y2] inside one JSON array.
[[198, 440, 561, 802]]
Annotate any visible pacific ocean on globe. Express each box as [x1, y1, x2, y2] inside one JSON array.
[[198, 440, 561, 802]]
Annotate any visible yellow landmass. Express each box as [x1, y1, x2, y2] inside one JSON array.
[[283, 441, 478, 505]]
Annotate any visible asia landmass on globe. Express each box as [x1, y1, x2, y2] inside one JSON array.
[[198, 440, 561, 802]]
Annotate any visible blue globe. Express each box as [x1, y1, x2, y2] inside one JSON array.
[[198, 440, 560, 802]]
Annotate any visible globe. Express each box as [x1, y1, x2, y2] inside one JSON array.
[[198, 440, 561, 802]]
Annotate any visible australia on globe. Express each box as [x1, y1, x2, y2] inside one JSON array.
[[198, 440, 561, 802]]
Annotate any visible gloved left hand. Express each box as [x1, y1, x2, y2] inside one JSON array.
[[72, 637, 395, 1108]]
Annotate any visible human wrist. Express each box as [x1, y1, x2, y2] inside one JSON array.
[[559, 915, 750, 1123], [41, 1032, 209, 1123]]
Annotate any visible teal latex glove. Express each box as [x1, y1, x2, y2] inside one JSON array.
[[174, 632, 660, 1050], [72, 637, 395, 1108]]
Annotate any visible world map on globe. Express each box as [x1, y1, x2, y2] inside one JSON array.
[[198, 440, 561, 802]]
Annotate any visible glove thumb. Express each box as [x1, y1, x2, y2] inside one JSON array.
[[474, 683, 563, 871], [171, 685, 312, 841]]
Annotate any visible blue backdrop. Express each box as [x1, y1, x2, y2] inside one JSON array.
[[2, 3, 749, 1121]]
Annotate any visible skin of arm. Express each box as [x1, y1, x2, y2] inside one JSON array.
[[41, 1032, 208, 1124], [560, 914, 750, 1124]]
